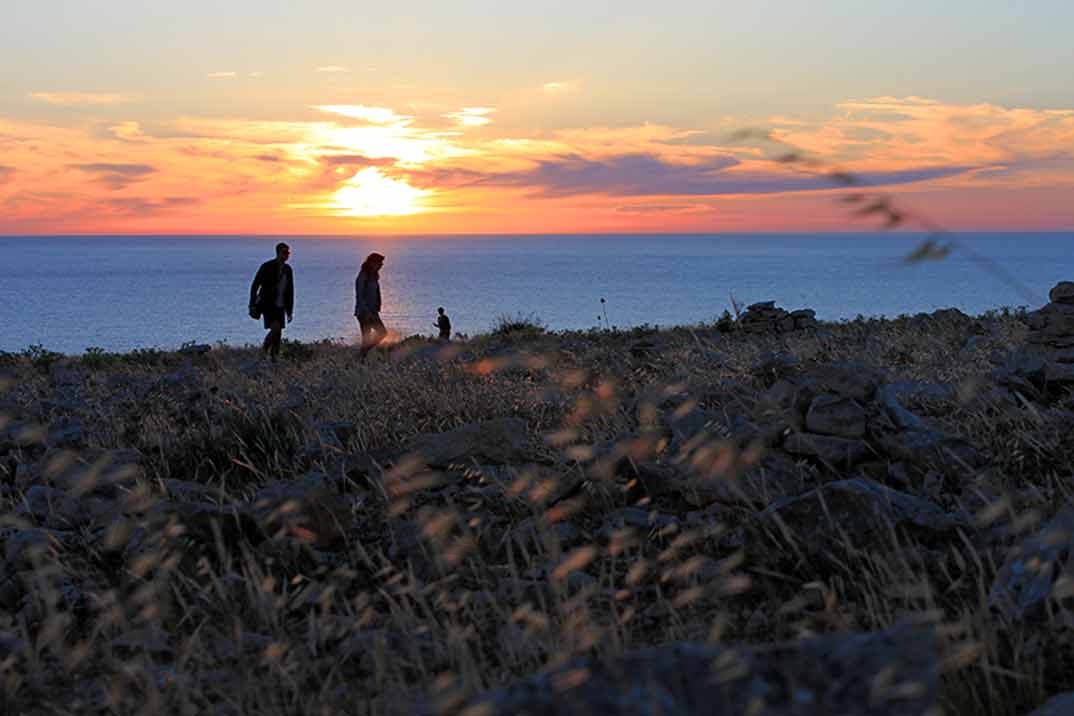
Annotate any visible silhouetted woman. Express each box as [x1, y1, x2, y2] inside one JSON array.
[[355, 252, 387, 362]]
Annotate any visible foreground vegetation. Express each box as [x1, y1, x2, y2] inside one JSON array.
[[2, 300, 1073, 714]]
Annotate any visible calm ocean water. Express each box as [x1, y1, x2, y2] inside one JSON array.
[[2, 233, 1072, 354]]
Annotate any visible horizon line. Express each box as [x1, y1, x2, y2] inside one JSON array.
[[3, 229, 1073, 239]]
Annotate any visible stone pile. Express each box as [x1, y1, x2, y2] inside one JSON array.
[[1001, 281, 1074, 386], [606, 361, 984, 544], [752, 361, 981, 476], [738, 301, 818, 333], [1028, 281, 1074, 349], [1028, 282, 1074, 384]]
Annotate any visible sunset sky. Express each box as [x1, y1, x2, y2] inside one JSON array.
[[2, 1, 1073, 234]]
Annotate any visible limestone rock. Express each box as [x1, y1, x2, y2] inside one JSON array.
[[636, 453, 811, 508], [3, 527, 72, 569], [509, 517, 583, 553], [876, 384, 927, 431], [661, 406, 719, 446], [411, 417, 531, 467], [459, 626, 939, 716], [755, 478, 955, 554], [141, 501, 264, 552], [879, 380, 956, 404], [315, 421, 357, 449], [1045, 361, 1074, 385], [16, 448, 142, 498], [1049, 281, 1074, 305], [988, 503, 1074, 621], [18, 485, 88, 528], [1028, 303, 1074, 346], [1030, 692, 1074, 716], [809, 362, 886, 402], [805, 394, 866, 438], [751, 350, 799, 379], [178, 343, 212, 355], [251, 472, 353, 549], [739, 302, 819, 334], [783, 432, 870, 468], [1026, 284, 1074, 350], [877, 429, 983, 470], [757, 378, 817, 422]]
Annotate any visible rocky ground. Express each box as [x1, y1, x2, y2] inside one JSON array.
[[2, 285, 1074, 715]]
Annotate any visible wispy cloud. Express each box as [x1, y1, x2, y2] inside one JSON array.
[[543, 80, 579, 96], [443, 107, 496, 127], [249, 71, 264, 78], [30, 92, 133, 105], [454, 153, 974, 198], [104, 196, 201, 215], [313, 105, 407, 125], [207, 71, 237, 79], [317, 155, 397, 167], [0, 166, 14, 184], [315, 65, 348, 73], [103, 121, 147, 143], [771, 96, 1074, 172], [70, 162, 156, 190]]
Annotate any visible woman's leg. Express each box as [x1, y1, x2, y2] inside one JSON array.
[[370, 317, 387, 349], [358, 315, 386, 362], [358, 316, 372, 362]]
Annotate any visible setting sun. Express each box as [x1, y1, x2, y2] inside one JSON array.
[[331, 167, 429, 217]]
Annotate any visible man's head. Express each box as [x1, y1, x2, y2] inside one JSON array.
[[437, 307, 445, 315], [276, 242, 291, 263]]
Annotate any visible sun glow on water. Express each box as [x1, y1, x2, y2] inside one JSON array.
[[331, 167, 429, 217]]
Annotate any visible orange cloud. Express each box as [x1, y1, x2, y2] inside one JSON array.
[[30, 92, 134, 105], [1, 96, 1072, 234], [312, 105, 404, 124], [543, 81, 580, 95], [772, 97, 1074, 175], [443, 107, 496, 128]]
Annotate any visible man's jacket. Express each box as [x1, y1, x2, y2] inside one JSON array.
[[250, 260, 294, 314]]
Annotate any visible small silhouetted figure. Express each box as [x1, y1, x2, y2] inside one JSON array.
[[249, 242, 294, 361], [435, 307, 452, 341], [355, 252, 387, 362]]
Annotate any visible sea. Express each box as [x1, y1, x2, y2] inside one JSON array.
[[2, 233, 1071, 355]]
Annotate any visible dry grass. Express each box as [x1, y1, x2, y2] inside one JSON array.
[[1, 307, 1072, 714]]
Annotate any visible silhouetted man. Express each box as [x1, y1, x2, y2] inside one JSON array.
[[435, 307, 451, 341], [249, 242, 294, 361]]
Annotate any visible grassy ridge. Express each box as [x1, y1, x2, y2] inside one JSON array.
[[2, 306, 1073, 714]]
